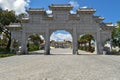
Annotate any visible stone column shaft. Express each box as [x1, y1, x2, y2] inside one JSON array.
[[45, 28, 50, 55], [73, 27, 78, 54], [21, 32, 27, 54], [96, 32, 103, 54]]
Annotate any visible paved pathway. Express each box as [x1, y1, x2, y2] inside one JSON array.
[[29, 48, 96, 55], [0, 49, 120, 80]]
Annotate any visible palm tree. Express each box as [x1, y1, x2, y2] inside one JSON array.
[[84, 34, 94, 49], [78, 36, 87, 47], [78, 34, 94, 51]]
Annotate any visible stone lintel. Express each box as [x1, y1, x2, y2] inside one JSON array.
[[21, 18, 29, 23], [7, 23, 22, 31], [94, 16, 104, 23], [100, 23, 115, 31], [101, 26, 114, 31], [27, 8, 46, 14], [77, 8, 96, 14], [49, 4, 73, 11], [94, 16, 104, 20], [7, 26, 22, 31]]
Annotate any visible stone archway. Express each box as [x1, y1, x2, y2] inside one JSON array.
[[50, 30, 73, 55], [8, 4, 115, 55]]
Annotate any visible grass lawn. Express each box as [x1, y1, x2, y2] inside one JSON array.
[[0, 53, 16, 58], [0, 47, 16, 58]]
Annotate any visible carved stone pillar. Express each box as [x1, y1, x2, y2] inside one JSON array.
[[44, 28, 50, 55], [94, 40, 97, 54], [91, 33, 97, 54], [10, 32, 14, 52], [96, 32, 103, 54], [73, 27, 78, 54], [21, 32, 27, 54], [10, 38, 14, 53]]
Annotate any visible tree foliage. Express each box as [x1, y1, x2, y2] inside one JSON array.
[[78, 34, 95, 52], [0, 9, 17, 51], [28, 34, 44, 51], [78, 34, 94, 47], [0, 9, 16, 32], [112, 21, 120, 47], [29, 34, 44, 45]]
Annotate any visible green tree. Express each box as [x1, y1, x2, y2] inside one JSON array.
[[29, 34, 44, 45], [79, 34, 94, 48], [78, 35, 87, 47], [28, 34, 44, 51], [112, 21, 120, 47], [78, 34, 94, 51], [16, 13, 27, 23], [0, 9, 17, 51]]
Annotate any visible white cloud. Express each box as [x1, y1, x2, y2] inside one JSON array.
[[50, 33, 72, 42], [81, 6, 88, 8], [70, 10, 76, 14], [69, 0, 79, 9], [0, 0, 30, 15], [46, 10, 52, 14]]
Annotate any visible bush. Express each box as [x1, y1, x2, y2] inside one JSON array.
[[0, 47, 7, 52], [0, 53, 15, 58], [78, 46, 95, 53], [39, 46, 44, 50], [28, 44, 39, 51], [107, 50, 120, 55]]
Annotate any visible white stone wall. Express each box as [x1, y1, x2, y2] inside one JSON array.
[[11, 31, 22, 42], [100, 30, 111, 45]]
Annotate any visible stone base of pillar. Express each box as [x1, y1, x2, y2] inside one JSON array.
[[16, 51, 22, 55], [97, 51, 103, 55], [98, 48, 103, 55], [44, 50, 50, 55], [73, 49, 78, 55], [21, 49, 28, 55]]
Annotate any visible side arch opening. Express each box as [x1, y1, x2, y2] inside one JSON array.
[[78, 34, 97, 54], [27, 33, 45, 54]]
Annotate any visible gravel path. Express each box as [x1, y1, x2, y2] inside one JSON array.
[[0, 50, 120, 80]]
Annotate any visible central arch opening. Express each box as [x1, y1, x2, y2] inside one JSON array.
[[50, 30, 73, 55]]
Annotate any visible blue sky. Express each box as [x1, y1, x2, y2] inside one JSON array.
[[1, 0, 119, 41], [29, 0, 120, 41], [29, 0, 120, 24], [1, 0, 119, 23]]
